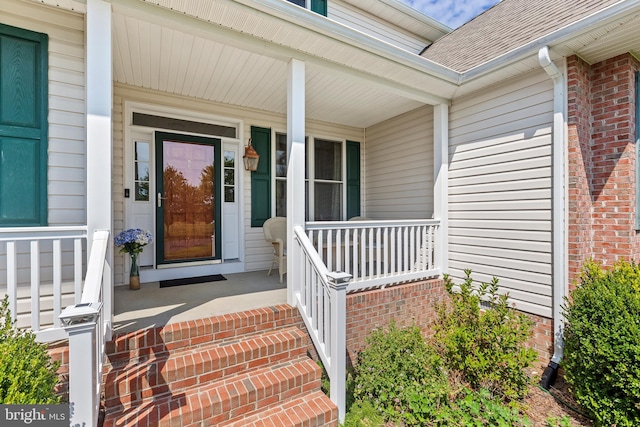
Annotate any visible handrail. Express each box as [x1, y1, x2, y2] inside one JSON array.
[[293, 225, 349, 424], [59, 229, 111, 427]]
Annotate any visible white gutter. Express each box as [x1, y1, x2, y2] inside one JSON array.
[[538, 46, 568, 372]]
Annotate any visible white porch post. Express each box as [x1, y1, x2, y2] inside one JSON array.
[[433, 104, 449, 274], [286, 59, 305, 304], [86, 0, 113, 329]]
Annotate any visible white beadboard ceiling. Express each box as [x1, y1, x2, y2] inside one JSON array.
[[111, 5, 431, 128]]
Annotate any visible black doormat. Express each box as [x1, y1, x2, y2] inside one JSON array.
[[159, 274, 226, 288]]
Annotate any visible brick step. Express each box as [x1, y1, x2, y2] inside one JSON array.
[[102, 358, 326, 427], [220, 390, 338, 427], [105, 305, 302, 369], [103, 326, 308, 410]]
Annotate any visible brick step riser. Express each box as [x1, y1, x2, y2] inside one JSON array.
[[220, 390, 338, 427], [103, 359, 324, 427], [105, 305, 303, 369], [103, 330, 308, 409]]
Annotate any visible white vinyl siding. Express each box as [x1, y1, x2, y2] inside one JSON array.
[[1, 0, 86, 225], [113, 84, 363, 284], [448, 70, 554, 317], [328, 1, 430, 54], [364, 105, 434, 219]]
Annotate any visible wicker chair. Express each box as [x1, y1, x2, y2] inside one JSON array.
[[263, 217, 287, 283]]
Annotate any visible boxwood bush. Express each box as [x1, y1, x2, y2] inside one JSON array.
[[0, 296, 60, 404], [563, 260, 640, 426]]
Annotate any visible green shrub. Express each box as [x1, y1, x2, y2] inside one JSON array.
[[563, 260, 640, 426], [342, 400, 385, 427], [434, 271, 537, 401], [0, 296, 60, 404], [352, 320, 449, 424], [427, 388, 531, 426]]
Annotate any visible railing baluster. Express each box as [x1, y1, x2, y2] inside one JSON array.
[[336, 229, 342, 272], [327, 230, 333, 272], [75, 238, 83, 304], [7, 241, 17, 323], [30, 240, 40, 332], [344, 229, 351, 275], [410, 226, 416, 272], [53, 239, 62, 328]]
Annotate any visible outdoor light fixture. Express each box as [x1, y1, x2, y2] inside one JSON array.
[[243, 138, 260, 171]]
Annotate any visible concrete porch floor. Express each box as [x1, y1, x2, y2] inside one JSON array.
[[113, 270, 286, 334]]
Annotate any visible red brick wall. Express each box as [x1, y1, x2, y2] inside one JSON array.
[[567, 54, 640, 285], [344, 279, 553, 365], [345, 278, 447, 365]]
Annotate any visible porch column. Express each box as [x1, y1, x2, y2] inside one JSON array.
[[433, 104, 449, 274], [86, 0, 113, 329], [286, 59, 305, 304]]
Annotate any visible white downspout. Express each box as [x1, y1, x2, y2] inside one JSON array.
[[538, 46, 568, 387]]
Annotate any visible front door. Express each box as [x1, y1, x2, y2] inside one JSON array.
[[155, 132, 221, 265]]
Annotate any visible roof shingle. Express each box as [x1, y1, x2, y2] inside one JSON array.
[[421, 0, 622, 72]]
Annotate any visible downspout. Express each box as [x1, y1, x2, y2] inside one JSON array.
[[538, 46, 568, 389]]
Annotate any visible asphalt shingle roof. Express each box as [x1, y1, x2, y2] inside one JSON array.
[[421, 0, 622, 72]]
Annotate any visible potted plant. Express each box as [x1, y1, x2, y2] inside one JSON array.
[[114, 228, 153, 290]]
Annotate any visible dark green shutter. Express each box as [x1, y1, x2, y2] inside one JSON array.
[[346, 140, 360, 219], [0, 24, 48, 226], [251, 126, 271, 227], [311, 0, 328, 16]]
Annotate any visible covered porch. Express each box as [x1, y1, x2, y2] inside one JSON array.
[[1, 0, 455, 424]]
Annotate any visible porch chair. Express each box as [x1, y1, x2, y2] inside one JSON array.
[[263, 217, 287, 283]]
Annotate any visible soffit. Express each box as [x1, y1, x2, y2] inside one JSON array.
[[111, 11, 424, 128]]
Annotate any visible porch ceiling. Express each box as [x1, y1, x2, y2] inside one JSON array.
[[110, 0, 442, 129]]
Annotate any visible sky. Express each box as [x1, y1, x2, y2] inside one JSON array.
[[398, 0, 500, 29]]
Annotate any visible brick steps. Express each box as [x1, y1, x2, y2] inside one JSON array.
[[102, 305, 337, 427], [104, 327, 308, 410]]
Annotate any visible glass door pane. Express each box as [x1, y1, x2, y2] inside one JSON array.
[[155, 132, 221, 264]]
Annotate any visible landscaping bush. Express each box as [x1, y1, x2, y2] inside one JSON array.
[[346, 270, 537, 425], [0, 296, 60, 404], [434, 270, 537, 401], [352, 320, 450, 425], [563, 260, 640, 426]]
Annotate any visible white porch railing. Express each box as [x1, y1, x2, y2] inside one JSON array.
[[293, 225, 350, 423], [1, 227, 111, 427], [306, 219, 441, 291], [294, 219, 441, 422], [0, 226, 88, 342]]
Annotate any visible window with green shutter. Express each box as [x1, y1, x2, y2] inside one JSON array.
[[0, 24, 48, 227], [251, 126, 272, 227], [286, 0, 328, 16]]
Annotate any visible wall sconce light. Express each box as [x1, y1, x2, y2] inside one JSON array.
[[243, 138, 260, 172]]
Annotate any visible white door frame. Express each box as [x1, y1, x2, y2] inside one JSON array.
[[123, 101, 246, 282]]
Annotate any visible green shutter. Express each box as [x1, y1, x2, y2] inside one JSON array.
[[311, 0, 328, 16], [0, 24, 48, 226], [346, 140, 361, 219], [251, 126, 271, 227]]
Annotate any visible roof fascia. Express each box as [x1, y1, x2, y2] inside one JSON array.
[[368, 0, 451, 34], [459, 0, 640, 83], [232, 0, 460, 83]]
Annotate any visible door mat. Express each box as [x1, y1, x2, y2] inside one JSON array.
[[159, 274, 226, 288]]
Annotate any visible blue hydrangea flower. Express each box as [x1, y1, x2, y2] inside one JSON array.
[[114, 228, 153, 255]]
